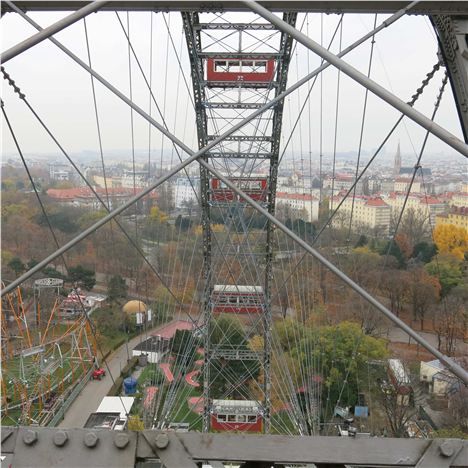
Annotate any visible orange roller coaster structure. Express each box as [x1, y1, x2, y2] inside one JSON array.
[[1, 282, 97, 426]]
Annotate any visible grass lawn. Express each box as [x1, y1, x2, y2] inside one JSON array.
[[166, 383, 202, 430]]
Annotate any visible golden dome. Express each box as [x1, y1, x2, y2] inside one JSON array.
[[122, 300, 147, 314]]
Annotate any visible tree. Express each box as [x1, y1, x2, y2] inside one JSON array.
[[393, 208, 430, 247], [209, 314, 260, 398], [297, 322, 388, 411], [355, 234, 368, 248], [107, 275, 128, 302], [407, 267, 441, 329], [36, 208, 81, 233], [378, 240, 405, 268], [171, 329, 198, 370], [156, 185, 174, 213], [175, 215, 193, 232], [94, 305, 126, 338], [412, 241, 437, 263], [448, 384, 468, 431], [380, 269, 409, 317], [347, 247, 382, 286], [431, 284, 468, 355], [433, 223, 468, 261], [395, 233, 412, 260], [425, 254, 463, 297], [8, 257, 25, 277], [68, 265, 96, 290], [376, 375, 418, 437]]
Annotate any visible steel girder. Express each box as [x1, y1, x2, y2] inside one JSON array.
[[181, 10, 213, 434], [432, 15, 468, 142], [182, 9, 297, 433], [2, 427, 468, 467], [3, 1, 468, 14]]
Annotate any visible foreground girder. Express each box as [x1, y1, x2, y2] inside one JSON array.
[[2, 1, 468, 14], [2, 427, 468, 467]]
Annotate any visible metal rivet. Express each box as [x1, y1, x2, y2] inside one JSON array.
[[53, 430, 68, 447], [155, 433, 169, 449], [440, 440, 455, 457], [84, 432, 98, 448], [114, 432, 129, 449], [23, 429, 38, 445]]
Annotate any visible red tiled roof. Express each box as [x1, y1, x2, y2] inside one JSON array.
[[420, 195, 443, 205], [365, 198, 388, 207]]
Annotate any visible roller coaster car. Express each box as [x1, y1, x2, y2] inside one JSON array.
[[92, 368, 106, 380], [206, 58, 275, 83]]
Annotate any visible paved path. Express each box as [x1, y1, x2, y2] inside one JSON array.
[[387, 326, 468, 355], [58, 323, 171, 428]]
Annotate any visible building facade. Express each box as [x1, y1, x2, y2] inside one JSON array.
[[330, 194, 391, 234], [276, 192, 319, 222]]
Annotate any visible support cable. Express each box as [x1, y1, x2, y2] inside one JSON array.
[[1, 99, 131, 421], [1, 67, 188, 317], [270, 62, 442, 307], [346, 14, 378, 248]]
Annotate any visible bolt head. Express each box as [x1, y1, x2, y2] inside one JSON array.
[[84, 432, 98, 448], [114, 432, 129, 449], [23, 429, 38, 446], [155, 433, 169, 449], [440, 440, 455, 457], [53, 430, 68, 447]]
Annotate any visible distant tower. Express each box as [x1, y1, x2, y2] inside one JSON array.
[[393, 142, 401, 176]]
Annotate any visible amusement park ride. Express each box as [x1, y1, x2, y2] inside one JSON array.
[[1, 0, 468, 466], [1, 281, 96, 426]]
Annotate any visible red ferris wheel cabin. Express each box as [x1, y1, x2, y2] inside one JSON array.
[[212, 285, 264, 314], [210, 177, 268, 203], [206, 58, 276, 84], [211, 399, 263, 433]]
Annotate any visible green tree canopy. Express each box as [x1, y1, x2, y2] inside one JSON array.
[[425, 254, 463, 297], [8, 256, 25, 277], [107, 274, 128, 302], [294, 321, 388, 411], [68, 265, 96, 290]]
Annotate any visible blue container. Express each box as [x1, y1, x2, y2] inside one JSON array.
[[123, 377, 137, 395]]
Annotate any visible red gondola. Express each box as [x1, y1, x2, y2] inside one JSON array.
[[211, 399, 263, 432], [212, 285, 264, 314], [210, 178, 268, 203], [206, 58, 275, 83]]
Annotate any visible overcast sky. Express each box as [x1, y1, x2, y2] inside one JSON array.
[[1, 9, 465, 167]]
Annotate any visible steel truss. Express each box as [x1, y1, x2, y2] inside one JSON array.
[[3, 1, 468, 14], [2, 1, 468, 448], [182, 10, 296, 433], [2, 427, 468, 468]]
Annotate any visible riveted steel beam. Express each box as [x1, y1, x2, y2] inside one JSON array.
[[195, 22, 277, 30], [3, 428, 468, 467], [432, 16, 468, 142], [2, 1, 468, 14]]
